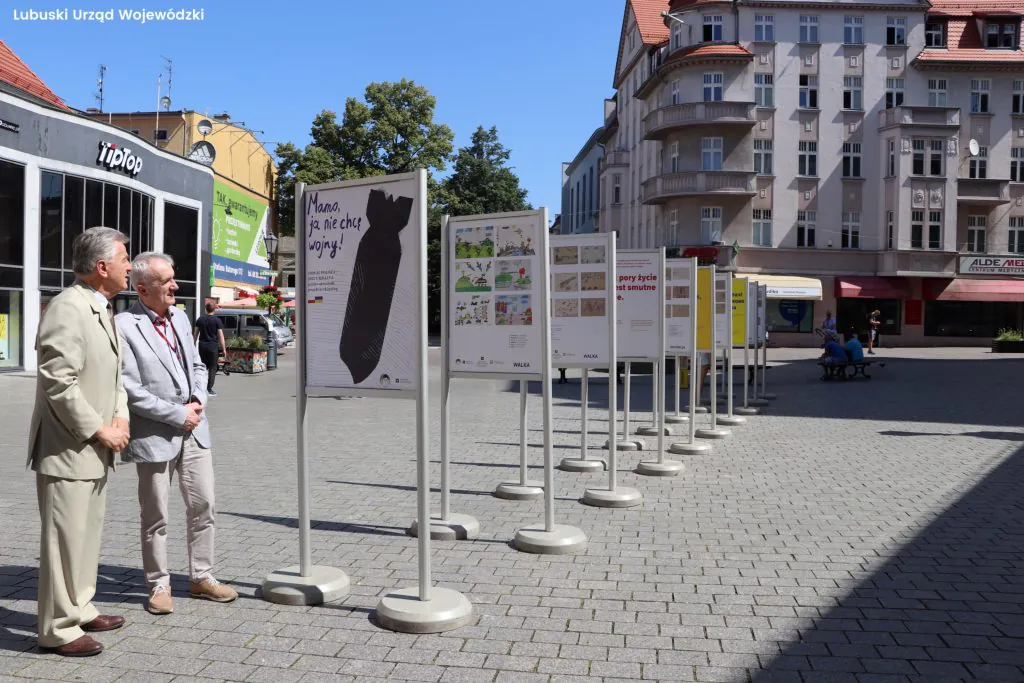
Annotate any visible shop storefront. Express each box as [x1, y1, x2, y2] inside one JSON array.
[[742, 274, 823, 340], [0, 89, 213, 371]]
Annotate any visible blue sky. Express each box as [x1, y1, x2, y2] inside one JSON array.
[[4, 0, 624, 219]]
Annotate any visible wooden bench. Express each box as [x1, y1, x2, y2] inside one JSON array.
[[817, 359, 878, 381]]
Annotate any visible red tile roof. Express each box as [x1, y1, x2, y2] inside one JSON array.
[[0, 40, 68, 110], [632, 0, 670, 45], [928, 0, 1024, 16], [916, 15, 1024, 63], [667, 43, 754, 62]]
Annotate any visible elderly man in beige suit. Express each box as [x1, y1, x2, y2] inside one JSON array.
[[28, 227, 132, 657]]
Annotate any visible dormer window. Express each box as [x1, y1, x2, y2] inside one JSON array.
[[703, 15, 723, 42], [925, 21, 946, 47], [986, 20, 1018, 49], [671, 20, 683, 50]]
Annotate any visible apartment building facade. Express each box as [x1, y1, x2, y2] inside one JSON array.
[[561, 127, 604, 235], [599, 0, 1024, 345]]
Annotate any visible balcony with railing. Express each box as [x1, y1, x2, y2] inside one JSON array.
[[957, 177, 1011, 204], [643, 102, 756, 141], [641, 171, 755, 204], [598, 149, 630, 175], [877, 106, 960, 131]]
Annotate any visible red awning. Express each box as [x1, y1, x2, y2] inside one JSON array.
[[924, 278, 1024, 302], [835, 277, 912, 299]]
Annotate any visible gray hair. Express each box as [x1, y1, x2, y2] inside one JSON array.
[[130, 252, 176, 289], [71, 226, 129, 276]]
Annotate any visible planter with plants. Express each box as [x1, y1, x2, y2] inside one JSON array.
[[224, 335, 269, 373], [991, 328, 1024, 353]]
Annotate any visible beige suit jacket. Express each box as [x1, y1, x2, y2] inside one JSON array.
[[28, 283, 129, 480]]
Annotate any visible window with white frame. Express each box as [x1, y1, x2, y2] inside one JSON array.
[[797, 210, 816, 247], [754, 139, 773, 175], [703, 72, 724, 101], [887, 16, 907, 45], [700, 207, 723, 243], [1009, 216, 1024, 252], [752, 209, 772, 246], [971, 79, 990, 113], [928, 79, 947, 107], [799, 15, 819, 43], [841, 212, 861, 249], [668, 209, 679, 245], [669, 80, 680, 105], [843, 76, 863, 110], [911, 210, 924, 248], [925, 20, 946, 47], [967, 215, 987, 252], [842, 142, 862, 178], [928, 210, 942, 249], [1015, 80, 1024, 114], [612, 174, 622, 204], [970, 146, 988, 179], [985, 20, 1018, 49], [671, 20, 683, 50], [799, 74, 818, 109], [885, 78, 905, 109], [844, 16, 864, 44], [798, 140, 818, 177], [912, 139, 926, 175], [703, 14, 723, 42], [754, 14, 774, 41], [702, 137, 723, 171], [669, 141, 680, 173], [887, 210, 895, 249], [754, 73, 773, 107], [888, 139, 896, 177], [929, 139, 944, 176], [1012, 147, 1024, 182]]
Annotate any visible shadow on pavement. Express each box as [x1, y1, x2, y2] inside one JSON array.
[[221, 512, 410, 536], [755, 441, 1024, 681]]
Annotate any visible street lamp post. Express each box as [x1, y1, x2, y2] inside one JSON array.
[[262, 230, 280, 370], [263, 231, 279, 286]]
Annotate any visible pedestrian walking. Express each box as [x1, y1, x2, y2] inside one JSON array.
[[28, 226, 132, 657], [115, 252, 237, 616], [868, 309, 881, 354], [193, 302, 226, 396]]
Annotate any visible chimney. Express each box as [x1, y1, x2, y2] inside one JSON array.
[[214, 112, 230, 122]]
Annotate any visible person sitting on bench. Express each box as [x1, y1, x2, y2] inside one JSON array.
[[844, 328, 864, 362], [821, 331, 847, 365]]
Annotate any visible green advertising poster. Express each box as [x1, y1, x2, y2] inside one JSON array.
[[211, 180, 271, 286]]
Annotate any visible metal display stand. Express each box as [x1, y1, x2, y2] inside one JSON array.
[[695, 266, 731, 441], [605, 362, 646, 451], [717, 276, 747, 427], [734, 280, 760, 416], [665, 355, 689, 425], [669, 257, 711, 456], [494, 381, 545, 499]]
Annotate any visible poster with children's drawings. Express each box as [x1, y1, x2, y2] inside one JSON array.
[[447, 211, 547, 376], [549, 233, 615, 366], [301, 172, 422, 393]]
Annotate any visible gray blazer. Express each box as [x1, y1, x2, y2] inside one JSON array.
[[115, 302, 211, 463]]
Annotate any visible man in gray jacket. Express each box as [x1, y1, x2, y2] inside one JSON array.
[[115, 252, 237, 615]]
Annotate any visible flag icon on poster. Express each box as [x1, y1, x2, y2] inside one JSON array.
[[307, 296, 324, 304]]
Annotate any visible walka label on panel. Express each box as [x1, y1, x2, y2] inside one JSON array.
[[339, 188, 414, 384]]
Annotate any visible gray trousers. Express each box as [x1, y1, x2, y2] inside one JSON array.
[[136, 436, 216, 588]]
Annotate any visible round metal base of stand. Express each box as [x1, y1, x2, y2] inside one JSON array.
[[748, 398, 770, 407], [375, 586, 474, 634], [581, 486, 643, 508], [407, 513, 480, 541], [514, 524, 588, 555], [559, 457, 606, 473], [636, 425, 674, 436], [669, 441, 713, 455], [695, 428, 731, 440], [635, 460, 684, 477], [494, 481, 544, 501], [684, 406, 709, 414], [603, 439, 646, 451], [665, 415, 689, 424], [261, 565, 350, 606], [717, 415, 747, 427], [734, 406, 760, 416]]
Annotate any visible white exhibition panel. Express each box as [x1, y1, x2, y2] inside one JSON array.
[[302, 174, 421, 393], [447, 211, 546, 375], [616, 249, 663, 360], [550, 233, 614, 366], [664, 258, 693, 355], [714, 273, 729, 350], [757, 285, 767, 344], [747, 280, 758, 346]]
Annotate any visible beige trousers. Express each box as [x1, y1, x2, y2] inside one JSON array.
[[136, 435, 216, 588], [36, 474, 107, 648]]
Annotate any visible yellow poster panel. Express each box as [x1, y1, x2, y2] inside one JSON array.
[[696, 267, 713, 351], [731, 278, 747, 347], [0, 314, 7, 340]]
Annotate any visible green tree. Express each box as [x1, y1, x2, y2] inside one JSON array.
[[437, 126, 531, 217]]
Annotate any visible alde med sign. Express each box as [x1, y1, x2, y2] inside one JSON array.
[[960, 256, 1024, 275]]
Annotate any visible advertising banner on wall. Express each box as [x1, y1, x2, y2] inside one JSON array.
[[301, 173, 422, 392], [211, 179, 270, 287], [550, 233, 614, 367], [615, 249, 663, 360], [664, 258, 693, 355], [447, 211, 546, 375]]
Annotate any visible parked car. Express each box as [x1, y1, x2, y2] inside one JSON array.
[[214, 307, 293, 349]]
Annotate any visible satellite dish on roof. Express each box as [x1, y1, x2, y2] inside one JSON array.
[[968, 139, 980, 157], [197, 119, 213, 136]]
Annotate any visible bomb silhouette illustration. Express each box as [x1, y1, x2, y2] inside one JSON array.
[[339, 188, 414, 384]]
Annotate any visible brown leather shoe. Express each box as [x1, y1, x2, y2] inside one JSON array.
[[81, 614, 125, 633], [45, 635, 103, 657]]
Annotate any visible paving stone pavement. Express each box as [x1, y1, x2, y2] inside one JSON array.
[[1, 345, 1023, 682]]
